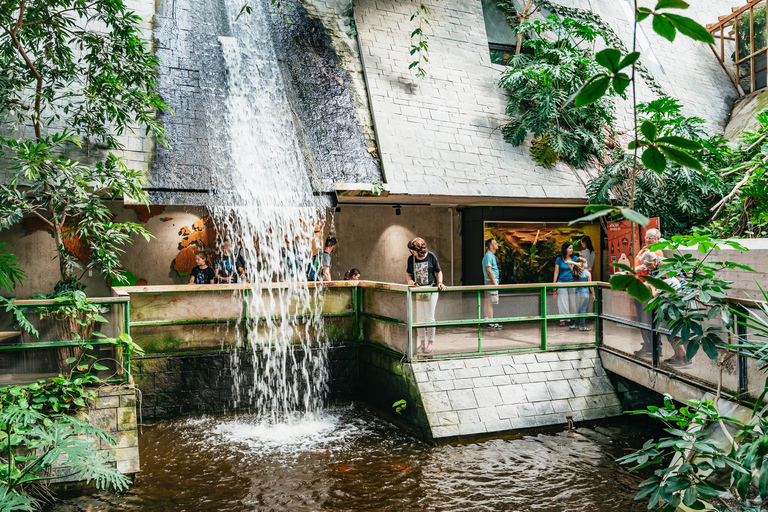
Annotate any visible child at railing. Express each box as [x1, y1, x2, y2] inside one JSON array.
[[189, 252, 215, 285], [572, 256, 592, 331]]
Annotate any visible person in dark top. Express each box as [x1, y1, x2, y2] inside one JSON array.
[[189, 252, 215, 285], [406, 237, 446, 355], [214, 240, 240, 284]]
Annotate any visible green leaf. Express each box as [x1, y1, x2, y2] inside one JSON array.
[[574, 75, 611, 107], [642, 146, 667, 173], [760, 467, 768, 499], [658, 145, 703, 171], [655, 136, 702, 150], [664, 13, 715, 44], [596, 49, 622, 73], [610, 274, 653, 302], [737, 472, 751, 499], [643, 275, 676, 293], [613, 74, 631, 95], [641, 121, 657, 142], [637, 7, 652, 21], [701, 337, 719, 360], [618, 51, 641, 69], [65, 357, 77, 364], [655, 0, 689, 9], [652, 13, 677, 41], [620, 207, 651, 226], [612, 262, 633, 272], [91, 364, 109, 371]]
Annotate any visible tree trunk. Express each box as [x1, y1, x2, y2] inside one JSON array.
[[53, 222, 69, 283]]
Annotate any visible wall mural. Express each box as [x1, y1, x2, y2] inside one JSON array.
[[483, 222, 601, 284], [173, 217, 216, 276]]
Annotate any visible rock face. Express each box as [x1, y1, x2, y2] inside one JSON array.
[[149, 0, 381, 205]]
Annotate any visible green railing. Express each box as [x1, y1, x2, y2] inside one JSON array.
[[0, 297, 131, 384], [405, 282, 601, 360], [0, 281, 606, 383]]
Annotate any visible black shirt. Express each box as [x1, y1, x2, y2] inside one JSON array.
[[190, 266, 215, 284], [407, 252, 441, 286]]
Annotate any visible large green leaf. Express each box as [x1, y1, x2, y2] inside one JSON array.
[[610, 274, 653, 302], [652, 13, 676, 41], [655, 0, 689, 9], [574, 75, 611, 107], [642, 146, 667, 173], [658, 145, 703, 171], [620, 207, 650, 226], [596, 49, 622, 72], [655, 135, 702, 150], [664, 13, 715, 44]]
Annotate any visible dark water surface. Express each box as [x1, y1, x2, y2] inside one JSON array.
[[47, 404, 658, 512]]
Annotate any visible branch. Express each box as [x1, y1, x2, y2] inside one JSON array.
[[715, 351, 737, 448], [710, 158, 765, 219], [29, 209, 54, 228], [743, 132, 768, 154], [12, 0, 26, 36]]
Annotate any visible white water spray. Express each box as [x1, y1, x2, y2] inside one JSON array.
[[209, 0, 329, 423]]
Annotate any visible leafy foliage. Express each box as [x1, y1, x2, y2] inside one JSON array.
[[498, 16, 616, 169], [0, 0, 164, 290], [618, 395, 746, 511], [409, 4, 431, 79], [646, 235, 752, 360], [587, 98, 729, 235], [0, 244, 24, 293], [0, 0, 167, 146], [0, 134, 152, 286], [706, 111, 768, 238]]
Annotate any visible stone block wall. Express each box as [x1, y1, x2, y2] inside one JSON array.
[[52, 385, 139, 483], [134, 345, 359, 418], [412, 348, 624, 438]]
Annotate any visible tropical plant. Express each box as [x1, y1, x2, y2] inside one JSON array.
[[499, 16, 617, 169], [587, 98, 729, 235], [0, 381, 131, 510], [0, 243, 24, 293], [706, 111, 768, 239], [0, 0, 165, 290], [644, 235, 753, 360]]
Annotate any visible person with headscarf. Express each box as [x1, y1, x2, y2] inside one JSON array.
[[406, 237, 446, 354]]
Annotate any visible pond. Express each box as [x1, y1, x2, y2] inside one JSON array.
[[46, 403, 658, 511]]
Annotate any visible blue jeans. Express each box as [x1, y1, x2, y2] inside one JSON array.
[[575, 291, 589, 327]]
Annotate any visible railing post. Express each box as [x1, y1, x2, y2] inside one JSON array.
[[406, 287, 413, 362], [541, 286, 547, 351], [595, 285, 602, 347], [734, 303, 749, 396], [477, 290, 482, 354], [352, 285, 361, 343], [651, 308, 660, 368], [123, 300, 131, 381]]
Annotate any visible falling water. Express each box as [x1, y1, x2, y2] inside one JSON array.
[[208, 0, 329, 423]]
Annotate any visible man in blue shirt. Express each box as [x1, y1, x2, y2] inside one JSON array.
[[482, 238, 502, 329]]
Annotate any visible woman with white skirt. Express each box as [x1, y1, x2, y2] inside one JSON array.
[[553, 241, 577, 327]]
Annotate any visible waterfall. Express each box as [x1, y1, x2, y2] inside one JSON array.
[[208, 0, 329, 422]]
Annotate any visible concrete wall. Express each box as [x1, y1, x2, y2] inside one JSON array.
[[2, 205, 208, 298], [671, 238, 768, 300], [328, 205, 462, 284]]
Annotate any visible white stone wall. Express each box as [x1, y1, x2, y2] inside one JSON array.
[[551, 0, 739, 136], [413, 348, 622, 437], [353, 0, 740, 202], [354, 0, 592, 201]]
